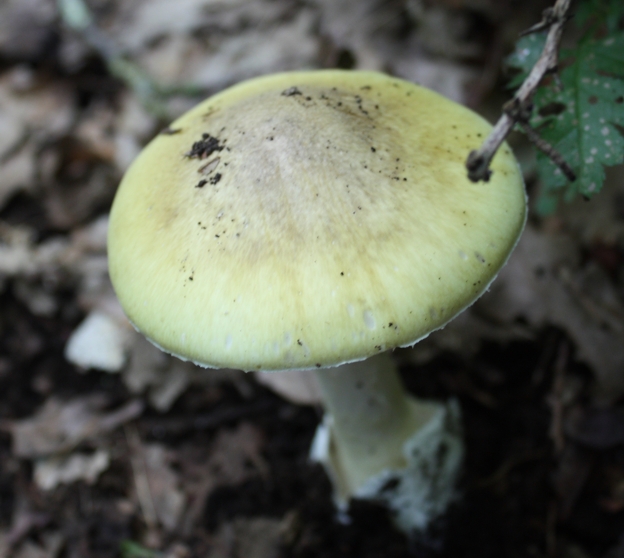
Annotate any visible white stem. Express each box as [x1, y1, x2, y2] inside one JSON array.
[[311, 352, 464, 534], [313, 353, 439, 494]]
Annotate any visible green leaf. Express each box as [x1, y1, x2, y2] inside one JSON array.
[[506, 32, 547, 87], [506, 6, 624, 213], [119, 541, 163, 558], [530, 32, 624, 206]]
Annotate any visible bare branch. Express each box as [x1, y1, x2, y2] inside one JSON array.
[[466, 0, 574, 183], [517, 121, 576, 181]]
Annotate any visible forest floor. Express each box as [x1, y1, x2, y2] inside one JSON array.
[[1, 1, 624, 557]]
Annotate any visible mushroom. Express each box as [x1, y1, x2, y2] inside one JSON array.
[[107, 70, 526, 534]]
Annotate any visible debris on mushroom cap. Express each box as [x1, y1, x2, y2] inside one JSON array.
[[107, 70, 526, 371]]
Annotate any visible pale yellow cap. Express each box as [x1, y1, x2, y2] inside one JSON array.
[[108, 70, 526, 371]]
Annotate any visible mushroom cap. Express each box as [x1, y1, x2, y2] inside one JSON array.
[[108, 70, 526, 371]]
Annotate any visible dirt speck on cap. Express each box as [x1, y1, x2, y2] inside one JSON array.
[[186, 133, 225, 159], [281, 86, 302, 97]]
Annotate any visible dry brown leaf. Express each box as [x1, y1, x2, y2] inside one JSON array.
[[7, 396, 144, 458], [557, 165, 624, 246], [179, 422, 268, 534], [0, 0, 56, 61], [12, 532, 64, 558], [43, 164, 115, 230], [0, 68, 74, 210], [394, 57, 477, 104], [480, 225, 624, 402], [124, 336, 191, 412], [112, 0, 301, 53], [212, 517, 288, 558], [142, 444, 187, 532], [122, 333, 247, 411], [406, 224, 624, 402], [0, 224, 67, 284], [73, 103, 118, 163], [114, 93, 158, 172], [207, 422, 268, 486], [255, 369, 322, 406], [3, 506, 51, 554], [0, 214, 109, 290], [0, 532, 8, 558], [34, 450, 111, 491], [313, 0, 389, 70], [87, 0, 320, 93], [138, 10, 319, 91], [407, 0, 483, 59]]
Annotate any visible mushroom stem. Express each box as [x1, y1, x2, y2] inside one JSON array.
[[311, 352, 463, 534], [313, 353, 434, 491]]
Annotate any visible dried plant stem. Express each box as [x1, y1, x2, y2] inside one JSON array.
[[548, 342, 568, 456], [57, 0, 203, 118], [517, 120, 576, 181], [466, 0, 574, 182], [125, 425, 159, 530]]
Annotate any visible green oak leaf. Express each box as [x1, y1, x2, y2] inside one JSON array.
[[506, 32, 547, 88], [506, 4, 624, 213]]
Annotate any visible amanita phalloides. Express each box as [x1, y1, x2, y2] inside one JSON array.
[[107, 70, 526, 534]]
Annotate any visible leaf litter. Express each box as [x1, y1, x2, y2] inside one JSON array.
[[0, 0, 624, 557]]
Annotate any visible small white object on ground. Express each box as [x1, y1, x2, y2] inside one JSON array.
[[65, 311, 128, 372], [34, 450, 110, 491]]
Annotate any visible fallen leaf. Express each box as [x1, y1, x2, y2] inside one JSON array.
[[207, 422, 268, 485], [480, 225, 624, 402], [12, 532, 64, 558], [255, 369, 322, 405], [7, 396, 144, 458], [0, 0, 57, 61], [0, 68, 74, 210], [125, 423, 187, 534], [123, 335, 191, 412], [34, 449, 111, 491], [179, 422, 268, 533], [212, 517, 288, 558], [142, 444, 187, 532]]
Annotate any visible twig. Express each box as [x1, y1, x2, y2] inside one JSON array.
[[125, 424, 159, 531], [546, 500, 558, 557], [559, 267, 624, 333], [57, 0, 205, 118], [473, 450, 544, 490], [517, 120, 576, 181], [548, 341, 568, 456], [466, 0, 574, 182]]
